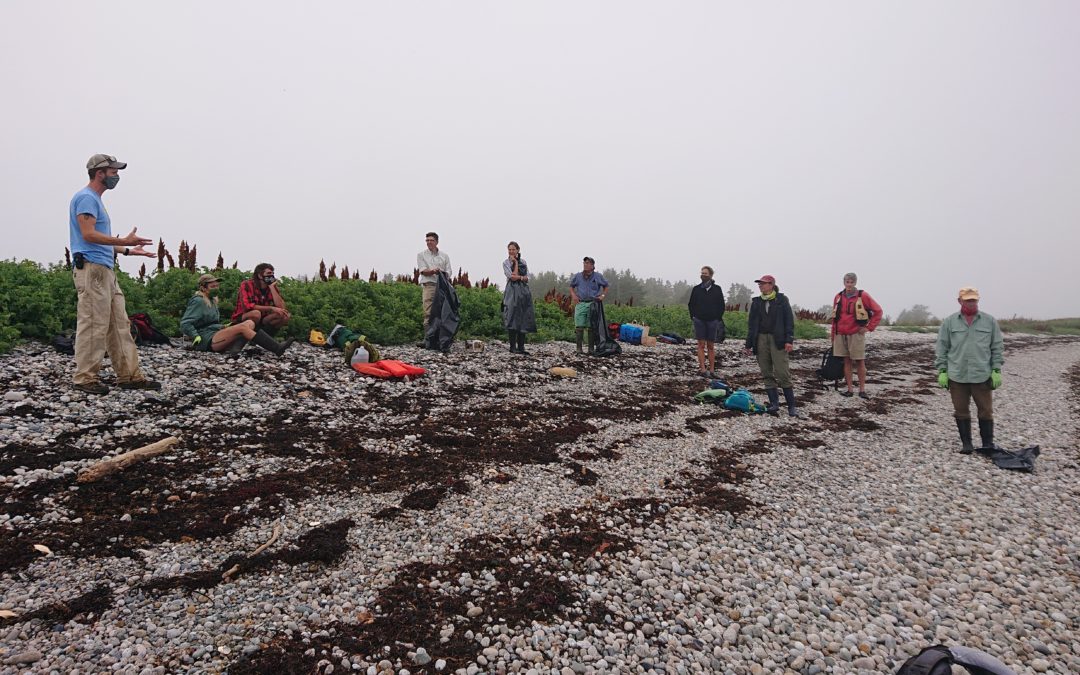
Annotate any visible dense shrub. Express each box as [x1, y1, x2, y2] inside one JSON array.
[[0, 260, 825, 353]]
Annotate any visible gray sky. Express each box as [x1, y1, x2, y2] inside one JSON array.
[[4, 1, 1079, 319]]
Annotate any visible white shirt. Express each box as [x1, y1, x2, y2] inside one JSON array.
[[416, 248, 451, 284]]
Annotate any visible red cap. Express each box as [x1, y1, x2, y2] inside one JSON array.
[[754, 275, 776, 284]]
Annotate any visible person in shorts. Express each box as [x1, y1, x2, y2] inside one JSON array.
[[569, 257, 609, 355], [687, 265, 725, 377], [830, 272, 883, 398]]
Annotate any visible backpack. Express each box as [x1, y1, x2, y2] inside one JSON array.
[[693, 380, 732, 404], [52, 333, 75, 355], [129, 313, 171, 346], [723, 388, 766, 414], [815, 348, 845, 389], [895, 644, 1017, 675]]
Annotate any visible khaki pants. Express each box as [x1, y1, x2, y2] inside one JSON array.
[[422, 283, 436, 329], [756, 333, 792, 389], [73, 263, 145, 385], [949, 380, 993, 421]]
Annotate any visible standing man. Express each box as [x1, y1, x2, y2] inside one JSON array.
[[69, 154, 160, 395], [417, 232, 451, 332], [935, 287, 1004, 454], [232, 263, 291, 334], [830, 272, 883, 398], [569, 257, 609, 355], [688, 266, 726, 378], [742, 275, 798, 417]]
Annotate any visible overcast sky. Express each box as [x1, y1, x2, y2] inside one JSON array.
[[4, 1, 1078, 319]]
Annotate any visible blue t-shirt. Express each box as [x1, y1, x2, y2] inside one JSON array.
[[69, 187, 114, 268], [569, 271, 609, 301]]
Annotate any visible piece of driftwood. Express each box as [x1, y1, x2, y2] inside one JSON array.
[[222, 522, 284, 581], [76, 436, 181, 483]]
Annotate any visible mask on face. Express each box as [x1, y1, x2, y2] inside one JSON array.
[[262, 275, 275, 285], [700, 276, 711, 283], [960, 303, 978, 316], [104, 175, 120, 190], [208, 288, 220, 298]]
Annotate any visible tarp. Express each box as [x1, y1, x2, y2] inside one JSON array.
[[587, 301, 621, 357], [425, 271, 460, 352], [502, 277, 536, 333], [978, 445, 1040, 472]]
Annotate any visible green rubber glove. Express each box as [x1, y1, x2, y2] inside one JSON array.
[[937, 371, 949, 388], [990, 369, 1002, 390]]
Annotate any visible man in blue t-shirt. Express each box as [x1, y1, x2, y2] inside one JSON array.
[[69, 154, 160, 395], [568, 256, 609, 354]]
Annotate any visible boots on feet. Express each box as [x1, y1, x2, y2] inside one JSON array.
[[782, 387, 799, 417], [765, 388, 780, 416], [955, 418, 975, 454], [977, 419, 994, 452], [575, 329, 584, 354], [252, 329, 293, 356]]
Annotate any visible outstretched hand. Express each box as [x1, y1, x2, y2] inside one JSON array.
[[129, 245, 156, 258], [120, 227, 153, 247]]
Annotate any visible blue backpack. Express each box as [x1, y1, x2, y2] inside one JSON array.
[[723, 388, 766, 414]]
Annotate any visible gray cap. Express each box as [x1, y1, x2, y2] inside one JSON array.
[[86, 154, 127, 170]]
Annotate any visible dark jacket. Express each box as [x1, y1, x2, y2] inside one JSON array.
[[745, 292, 795, 353], [688, 282, 726, 322]]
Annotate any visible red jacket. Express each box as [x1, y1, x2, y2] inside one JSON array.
[[831, 290, 883, 337]]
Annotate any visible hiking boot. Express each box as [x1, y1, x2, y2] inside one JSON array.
[[765, 388, 780, 416], [118, 379, 162, 391], [252, 329, 293, 356], [73, 381, 110, 395], [955, 418, 975, 454], [977, 419, 994, 451], [782, 387, 799, 418], [858, 391, 870, 400], [841, 390, 854, 398]]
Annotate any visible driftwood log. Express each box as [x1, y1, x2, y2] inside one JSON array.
[[76, 436, 181, 484]]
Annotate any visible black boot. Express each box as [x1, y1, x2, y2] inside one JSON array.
[[516, 331, 527, 354], [224, 337, 248, 355], [977, 419, 994, 452], [765, 388, 780, 416], [252, 329, 293, 356], [575, 329, 584, 354], [587, 329, 596, 355], [955, 418, 975, 454], [508, 330, 518, 353], [782, 387, 799, 418]]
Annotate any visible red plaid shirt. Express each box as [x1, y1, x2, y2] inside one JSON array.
[[232, 278, 275, 321]]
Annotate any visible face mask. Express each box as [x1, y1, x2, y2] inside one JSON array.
[[104, 175, 120, 190], [700, 276, 711, 283], [262, 275, 275, 285], [208, 288, 220, 298], [961, 303, 978, 316]]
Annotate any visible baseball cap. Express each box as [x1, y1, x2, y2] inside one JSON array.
[[754, 274, 776, 284], [197, 274, 222, 286], [86, 154, 127, 170], [958, 287, 980, 300]]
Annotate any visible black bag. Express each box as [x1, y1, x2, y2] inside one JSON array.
[[588, 301, 621, 357], [815, 347, 845, 389], [896, 644, 1018, 675], [52, 333, 75, 355], [129, 313, 171, 346]]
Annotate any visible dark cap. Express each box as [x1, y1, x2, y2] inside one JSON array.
[[86, 154, 127, 170]]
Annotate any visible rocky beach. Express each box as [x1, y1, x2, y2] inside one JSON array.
[[1, 331, 1078, 674]]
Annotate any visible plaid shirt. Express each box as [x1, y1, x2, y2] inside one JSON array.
[[231, 278, 275, 321]]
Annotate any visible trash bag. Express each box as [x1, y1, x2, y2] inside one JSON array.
[[895, 644, 1018, 675], [588, 301, 621, 357], [52, 333, 75, 355], [425, 271, 460, 352], [979, 445, 1040, 472]]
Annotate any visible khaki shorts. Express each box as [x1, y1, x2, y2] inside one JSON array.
[[833, 332, 866, 360]]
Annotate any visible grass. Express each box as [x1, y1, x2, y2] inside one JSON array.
[[999, 317, 1080, 336], [889, 326, 936, 334]]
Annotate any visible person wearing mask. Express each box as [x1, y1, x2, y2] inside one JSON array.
[[742, 275, 798, 417], [502, 241, 536, 354], [830, 272, 883, 398], [232, 263, 291, 334], [688, 265, 726, 378], [68, 153, 160, 395], [417, 232, 452, 332], [935, 287, 1004, 453], [181, 274, 293, 356], [568, 257, 609, 355]]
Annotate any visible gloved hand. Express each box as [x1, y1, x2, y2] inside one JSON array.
[[990, 369, 1002, 389], [937, 371, 949, 388]]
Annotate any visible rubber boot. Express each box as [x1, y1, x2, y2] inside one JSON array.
[[782, 387, 799, 418], [977, 419, 994, 452], [252, 329, 293, 356], [516, 331, 527, 355], [587, 329, 596, 355], [575, 329, 584, 354], [508, 331, 518, 353], [224, 337, 248, 355], [955, 418, 975, 454], [765, 388, 780, 416]]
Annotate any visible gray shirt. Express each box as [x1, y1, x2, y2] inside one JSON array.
[[417, 249, 451, 284]]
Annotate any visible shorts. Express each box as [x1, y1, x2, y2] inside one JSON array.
[[833, 332, 866, 360], [692, 318, 721, 342], [574, 301, 592, 329], [194, 330, 217, 352]]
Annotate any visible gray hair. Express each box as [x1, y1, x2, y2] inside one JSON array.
[[844, 272, 858, 283]]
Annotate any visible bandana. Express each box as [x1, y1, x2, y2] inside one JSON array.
[[760, 291, 777, 302]]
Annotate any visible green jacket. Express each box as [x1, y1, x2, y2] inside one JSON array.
[[180, 295, 222, 342], [934, 311, 1004, 384]]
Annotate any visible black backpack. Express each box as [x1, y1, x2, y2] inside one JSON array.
[[896, 645, 1016, 675], [129, 313, 171, 346], [815, 347, 845, 389]]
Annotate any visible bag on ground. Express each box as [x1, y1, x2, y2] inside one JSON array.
[[723, 388, 766, 414], [129, 313, 171, 346], [815, 347, 845, 388]]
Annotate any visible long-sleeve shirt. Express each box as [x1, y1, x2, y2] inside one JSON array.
[[181, 295, 222, 342], [417, 249, 451, 284], [503, 257, 529, 281], [231, 278, 276, 322], [688, 282, 725, 321], [831, 290, 884, 337], [934, 312, 1004, 383]]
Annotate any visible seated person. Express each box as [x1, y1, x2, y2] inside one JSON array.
[[232, 262, 291, 333], [182, 274, 293, 355]]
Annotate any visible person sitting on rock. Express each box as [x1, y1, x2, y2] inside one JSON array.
[[232, 262, 291, 334], [182, 274, 293, 356]]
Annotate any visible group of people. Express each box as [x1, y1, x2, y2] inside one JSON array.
[[68, 153, 1006, 454]]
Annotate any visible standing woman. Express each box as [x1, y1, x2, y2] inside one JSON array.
[[502, 241, 537, 354], [181, 274, 294, 355], [742, 274, 798, 417]]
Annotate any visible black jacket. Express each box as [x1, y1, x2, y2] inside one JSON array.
[[688, 282, 726, 322], [745, 292, 795, 352]]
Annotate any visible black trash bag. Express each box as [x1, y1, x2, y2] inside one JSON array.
[[52, 333, 75, 355], [978, 445, 1040, 472], [425, 271, 460, 352], [895, 644, 1017, 675], [588, 300, 621, 357]]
